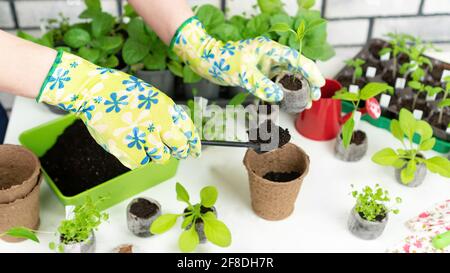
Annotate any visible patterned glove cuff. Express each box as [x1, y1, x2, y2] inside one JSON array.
[[36, 48, 64, 102], [169, 16, 202, 50]]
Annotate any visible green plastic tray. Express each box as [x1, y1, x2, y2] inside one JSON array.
[[342, 102, 450, 154], [19, 114, 179, 210]]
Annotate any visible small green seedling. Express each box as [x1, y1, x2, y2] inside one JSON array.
[[351, 184, 401, 222], [333, 82, 393, 148], [380, 33, 412, 79], [372, 108, 450, 184], [407, 78, 442, 110], [437, 76, 450, 125], [344, 58, 366, 85], [150, 183, 232, 253]]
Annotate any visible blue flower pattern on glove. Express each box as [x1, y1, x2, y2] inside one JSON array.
[[126, 127, 146, 150], [122, 76, 150, 92], [138, 89, 159, 110], [104, 92, 128, 113], [48, 68, 71, 90]]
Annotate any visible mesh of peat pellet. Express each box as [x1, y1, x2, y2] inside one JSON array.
[[0, 175, 42, 243], [0, 145, 41, 203], [243, 143, 310, 221]]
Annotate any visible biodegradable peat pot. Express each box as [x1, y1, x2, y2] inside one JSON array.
[[243, 143, 310, 220], [395, 162, 427, 188], [347, 206, 388, 240], [184, 206, 217, 244], [0, 175, 42, 242], [127, 197, 161, 237], [335, 130, 368, 162], [60, 232, 96, 253], [0, 144, 41, 203], [135, 70, 175, 97], [185, 79, 220, 100], [275, 73, 310, 113]]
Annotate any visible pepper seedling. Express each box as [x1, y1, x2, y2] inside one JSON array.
[[407, 75, 442, 109], [351, 184, 401, 222], [379, 33, 412, 79], [344, 58, 366, 85], [332, 82, 393, 148], [150, 183, 232, 253], [437, 76, 450, 125], [372, 109, 450, 184]]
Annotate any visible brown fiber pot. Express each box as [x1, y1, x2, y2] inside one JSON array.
[[0, 175, 42, 242], [0, 144, 41, 204], [243, 143, 310, 221]]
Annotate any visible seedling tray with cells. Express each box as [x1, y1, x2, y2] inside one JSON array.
[[335, 38, 450, 153]]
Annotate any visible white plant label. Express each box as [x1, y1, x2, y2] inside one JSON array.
[[395, 78, 406, 89], [446, 127, 450, 134], [441, 70, 450, 82], [65, 205, 76, 220], [365, 67, 377, 78], [413, 109, 423, 120], [379, 94, 391, 108], [353, 111, 362, 129], [349, 85, 359, 94], [426, 93, 437, 101], [380, 52, 390, 61]]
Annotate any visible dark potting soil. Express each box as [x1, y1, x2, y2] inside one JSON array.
[[428, 112, 450, 130], [399, 98, 431, 118], [248, 120, 291, 148], [368, 40, 390, 59], [130, 198, 159, 219], [40, 120, 130, 197], [359, 211, 386, 222], [341, 130, 367, 146], [263, 171, 301, 182], [279, 75, 302, 91]]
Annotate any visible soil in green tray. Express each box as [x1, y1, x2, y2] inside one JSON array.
[[130, 198, 159, 218], [428, 112, 450, 131], [278, 75, 303, 91], [263, 171, 301, 182], [40, 120, 130, 197]]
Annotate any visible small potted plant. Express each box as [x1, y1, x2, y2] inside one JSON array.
[[150, 183, 231, 253], [49, 197, 109, 253], [372, 109, 450, 187], [332, 82, 393, 161], [126, 197, 161, 237], [348, 184, 401, 240]]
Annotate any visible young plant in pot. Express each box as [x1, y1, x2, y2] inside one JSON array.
[[348, 184, 401, 240], [372, 109, 450, 187], [150, 183, 231, 252], [332, 82, 393, 162]]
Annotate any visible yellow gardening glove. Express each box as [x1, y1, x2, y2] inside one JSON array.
[[37, 50, 201, 169], [171, 16, 325, 104]]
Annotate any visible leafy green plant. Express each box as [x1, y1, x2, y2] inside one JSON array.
[[379, 33, 412, 79], [150, 183, 231, 253], [351, 184, 401, 222], [437, 76, 450, 125], [49, 197, 108, 252], [333, 82, 393, 148], [344, 58, 366, 85], [372, 108, 450, 184]]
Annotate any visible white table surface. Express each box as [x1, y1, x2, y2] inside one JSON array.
[[1, 48, 449, 253]]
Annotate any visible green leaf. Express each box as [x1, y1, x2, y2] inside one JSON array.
[[332, 90, 359, 101], [17, 31, 39, 43], [342, 115, 355, 149], [183, 66, 202, 84], [150, 214, 179, 234], [102, 55, 119, 68], [78, 47, 100, 63], [195, 4, 225, 31], [390, 119, 404, 142], [143, 53, 166, 71], [399, 108, 416, 142], [229, 15, 249, 30], [63, 28, 91, 48], [302, 42, 335, 61], [210, 24, 242, 41], [203, 218, 232, 247], [168, 61, 183, 78], [228, 92, 249, 106], [425, 156, 450, 178], [178, 226, 199, 253], [360, 82, 391, 100], [371, 148, 400, 166], [298, 0, 315, 9], [181, 215, 194, 229], [296, 20, 306, 39], [85, 0, 101, 11], [378, 47, 392, 56], [122, 39, 150, 65], [245, 14, 271, 38], [269, 22, 292, 33], [257, 0, 285, 15], [415, 120, 433, 142], [419, 138, 436, 151], [176, 182, 190, 203], [91, 12, 115, 38], [408, 81, 422, 90], [401, 160, 417, 184], [438, 98, 450, 108], [200, 186, 218, 208], [96, 36, 123, 52], [3, 227, 39, 243], [306, 18, 326, 32], [127, 17, 151, 44]]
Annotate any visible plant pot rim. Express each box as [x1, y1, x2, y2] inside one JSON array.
[[337, 129, 368, 147], [243, 143, 310, 186], [275, 72, 309, 93], [128, 197, 161, 219], [0, 144, 41, 200], [351, 206, 388, 225], [0, 173, 42, 208]]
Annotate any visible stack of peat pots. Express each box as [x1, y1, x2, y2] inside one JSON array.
[[0, 144, 42, 242]]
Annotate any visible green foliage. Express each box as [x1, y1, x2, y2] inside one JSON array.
[[257, 0, 285, 15], [344, 58, 365, 84], [0, 227, 40, 243], [150, 183, 231, 253], [351, 184, 401, 222], [372, 108, 450, 184], [333, 82, 393, 148], [49, 197, 108, 252]]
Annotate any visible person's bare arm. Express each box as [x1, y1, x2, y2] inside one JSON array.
[[0, 30, 56, 98], [128, 0, 194, 45]]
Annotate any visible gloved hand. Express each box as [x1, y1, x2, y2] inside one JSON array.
[[37, 50, 201, 169], [171, 17, 325, 104]]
